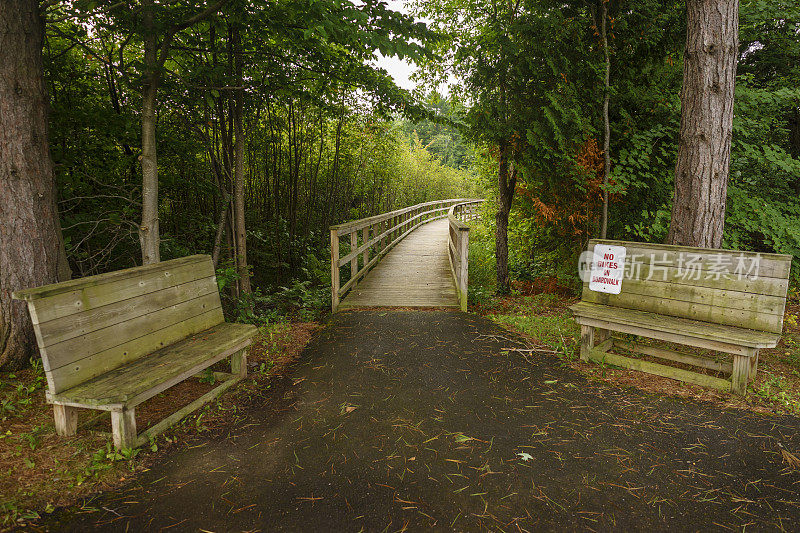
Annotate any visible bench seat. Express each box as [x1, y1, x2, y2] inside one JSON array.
[[571, 239, 792, 395], [14, 255, 258, 449], [48, 322, 256, 408], [570, 302, 781, 352]]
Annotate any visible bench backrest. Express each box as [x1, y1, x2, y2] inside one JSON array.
[[13, 255, 224, 395], [583, 240, 792, 334]]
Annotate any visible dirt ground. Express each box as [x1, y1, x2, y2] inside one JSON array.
[[36, 310, 800, 532]]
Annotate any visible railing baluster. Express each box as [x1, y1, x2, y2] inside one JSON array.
[[331, 229, 340, 312], [350, 231, 357, 279], [362, 226, 369, 267]]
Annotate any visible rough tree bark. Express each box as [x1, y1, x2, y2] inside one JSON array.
[[139, 0, 161, 264], [0, 0, 63, 369], [495, 140, 517, 294], [667, 0, 739, 248]]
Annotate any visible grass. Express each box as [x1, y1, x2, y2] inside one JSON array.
[[476, 284, 800, 416], [0, 320, 317, 528]]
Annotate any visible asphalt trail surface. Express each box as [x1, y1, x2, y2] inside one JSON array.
[[49, 311, 800, 531]]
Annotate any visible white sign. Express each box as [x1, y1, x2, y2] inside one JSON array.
[[589, 244, 626, 294]]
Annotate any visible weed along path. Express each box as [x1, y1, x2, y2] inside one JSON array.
[[50, 311, 799, 531]]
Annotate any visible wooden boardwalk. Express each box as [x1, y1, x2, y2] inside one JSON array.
[[339, 219, 459, 309]]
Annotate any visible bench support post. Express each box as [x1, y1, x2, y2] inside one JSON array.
[[231, 348, 248, 378], [732, 348, 758, 395], [579, 325, 594, 362], [580, 325, 613, 362], [111, 408, 137, 449], [53, 404, 78, 436]]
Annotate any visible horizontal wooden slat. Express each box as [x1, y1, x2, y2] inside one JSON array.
[[612, 339, 733, 374], [13, 255, 212, 301], [571, 302, 781, 349], [135, 374, 241, 445], [331, 199, 478, 235], [589, 240, 792, 279], [21, 257, 215, 324], [46, 307, 227, 394], [612, 262, 790, 297], [582, 287, 783, 333], [50, 323, 256, 406], [585, 345, 731, 391], [35, 276, 219, 348], [44, 291, 223, 371], [582, 240, 791, 333]]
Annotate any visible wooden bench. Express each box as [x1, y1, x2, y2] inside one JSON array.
[[571, 240, 792, 395], [13, 255, 257, 449]]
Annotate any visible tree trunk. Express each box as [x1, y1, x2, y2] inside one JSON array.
[[495, 141, 517, 294], [600, 0, 611, 239], [211, 194, 231, 268], [232, 24, 251, 296], [139, 0, 161, 264], [667, 0, 738, 248], [0, 0, 63, 369]]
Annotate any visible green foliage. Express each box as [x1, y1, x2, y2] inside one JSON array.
[[40, 0, 800, 324], [421, 0, 799, 295], [0, 359, 46, 422], [74, 443, 140, 486], [752, 373, 800, 414], [491, 313, 579, 361]]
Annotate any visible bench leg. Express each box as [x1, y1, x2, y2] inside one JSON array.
[[53, 404, 78, 436], [231, 348, 248, 378], [594, 328, 611, 345], [731, 348, 758, 395], [580, 325, 595, 362], [111, 408, 137, 449]]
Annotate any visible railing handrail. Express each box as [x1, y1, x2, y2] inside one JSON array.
[[447, 199, 484, 229], [330, 198, 479, 235], [330, 198, 483, 311]]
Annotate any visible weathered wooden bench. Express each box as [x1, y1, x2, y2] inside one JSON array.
[[571, 239, 792, 394], [13, 255, 257, 449]]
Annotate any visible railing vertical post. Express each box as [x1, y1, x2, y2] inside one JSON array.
[[362, 225, 370, 267], [331, 228, 340, 312], [380, 219, 387, 252], [350, 231, 357, 279], [459, 227, 469, 311]]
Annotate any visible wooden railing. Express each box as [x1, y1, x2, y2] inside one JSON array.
[[447, 200, 484, 311], [329, 198, 482, 311]]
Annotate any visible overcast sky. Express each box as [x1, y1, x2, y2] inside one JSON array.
[[373, 0, 421, 91]]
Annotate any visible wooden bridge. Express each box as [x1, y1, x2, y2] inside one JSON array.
[[330, 199, 483, 311]]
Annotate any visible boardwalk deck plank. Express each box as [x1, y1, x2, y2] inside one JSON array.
[[339, 219, 459, 309]]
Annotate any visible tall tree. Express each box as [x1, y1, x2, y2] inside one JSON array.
[[596, 0, 611, 239], [667, 0, 739, 247], [232, 16, 251, 296], [137, 0, 230, 264], [0, 0, 64, 369], [496, 138, 518, 292]]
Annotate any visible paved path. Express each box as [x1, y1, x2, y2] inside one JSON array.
[[340, 219, 459, 309], [52, 311, 800, 531]]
